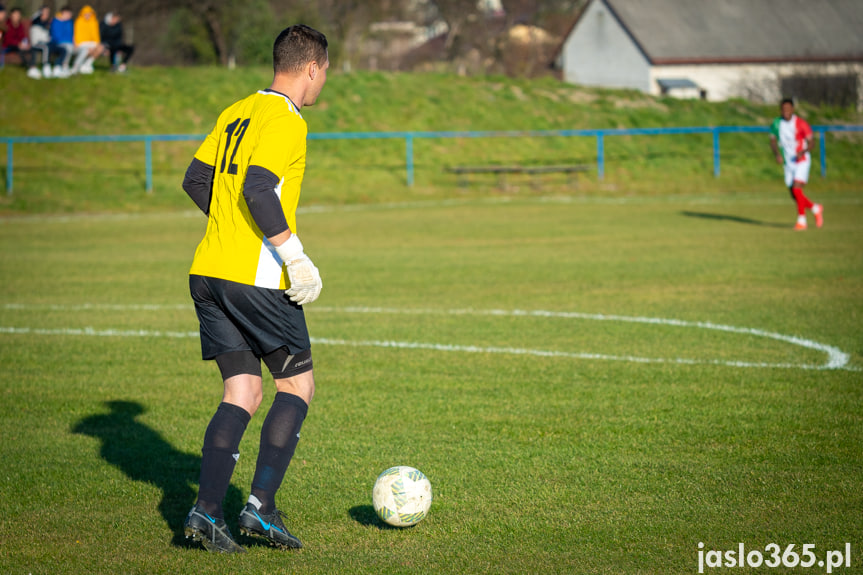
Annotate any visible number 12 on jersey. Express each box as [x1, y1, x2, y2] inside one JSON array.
[[220, 118, 250, 175]]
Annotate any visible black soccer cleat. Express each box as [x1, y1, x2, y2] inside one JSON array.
[[238, 503, 303, 549], [184, 504, 246, 554]]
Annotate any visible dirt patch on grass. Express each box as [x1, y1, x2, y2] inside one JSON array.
[[510, 85, 529, 101], [563, 90, 598, 104], [613, 98, 668, 112]]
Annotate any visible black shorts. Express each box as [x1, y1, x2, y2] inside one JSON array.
[[190, 274, 311, 360]]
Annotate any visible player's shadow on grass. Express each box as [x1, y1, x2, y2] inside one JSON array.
[[681, 210, 788, 228], [72, 400, 244, 548]]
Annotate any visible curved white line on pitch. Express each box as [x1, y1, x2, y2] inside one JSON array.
[[313, 306, 852, 371], [1, 303, 854, 371]]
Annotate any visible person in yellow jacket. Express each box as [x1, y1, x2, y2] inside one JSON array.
[[72, 5, 104, 74]]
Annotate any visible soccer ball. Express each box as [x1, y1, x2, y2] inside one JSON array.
[[372, 466, 432, 527]]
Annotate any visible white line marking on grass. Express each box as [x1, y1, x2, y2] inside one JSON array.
[[314, 306, 852, 371], [2, 303, 191, 312], [3, 193, 861, 223], [308, 337, 833, 371], [1, 303, 855, 371], [0, 326, 200, 338], [0, 210, 204, 224]]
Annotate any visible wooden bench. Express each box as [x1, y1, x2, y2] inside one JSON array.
[[0, 50, 23, 68], [446, 164, 591, 190]]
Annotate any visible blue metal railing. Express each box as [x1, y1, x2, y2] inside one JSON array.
[[2, 125, 861, 194]]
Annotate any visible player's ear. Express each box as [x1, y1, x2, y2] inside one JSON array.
[[309, 61, 318, 81]]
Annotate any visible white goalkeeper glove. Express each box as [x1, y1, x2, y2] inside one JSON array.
[[275, 234, 322, 306]]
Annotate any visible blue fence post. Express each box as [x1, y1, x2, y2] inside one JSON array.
[[596, 132, 604, 180], [713, 128, 720, 178], [145, 136, 153, 193], [819, 130, 826, 178], [405, 134, 414, 187], [5, 140, 12, 196]]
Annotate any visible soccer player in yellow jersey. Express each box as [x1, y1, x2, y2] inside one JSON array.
[[180, 24, 328, 553]]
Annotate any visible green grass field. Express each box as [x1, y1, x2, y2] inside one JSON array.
[[1, 66, 862, 573], [1, 189, 862, 574]]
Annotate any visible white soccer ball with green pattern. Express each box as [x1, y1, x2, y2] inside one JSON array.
[[372, 466, 432, 527]]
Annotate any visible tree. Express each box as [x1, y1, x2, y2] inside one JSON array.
[[124, 0, 272, 66], [68, 0, 584, 73], [428, 0, 481, 58], [298, 0, 412, 70]]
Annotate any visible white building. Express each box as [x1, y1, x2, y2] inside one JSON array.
[[553, 0, 863, 107]]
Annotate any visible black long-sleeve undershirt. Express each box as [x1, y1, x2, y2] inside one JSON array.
[[182, 158, 214, 215], [182, 160, 289, 238], [243, 165, 289, 238]]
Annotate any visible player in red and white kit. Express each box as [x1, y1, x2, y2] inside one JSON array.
[[769, 98, 823, 231]]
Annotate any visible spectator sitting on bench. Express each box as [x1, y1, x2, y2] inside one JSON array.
[[0, 5, 7, 46], [2, 7, 41, 78], [49, 6, 75, 76], [30, 5, 68, 78], [72, 4, 103, 74], [100, 11, 133, 73]]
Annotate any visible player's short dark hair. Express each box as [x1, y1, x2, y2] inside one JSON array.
[[273, 24, 328, 75], [781, 97, 795, 107]]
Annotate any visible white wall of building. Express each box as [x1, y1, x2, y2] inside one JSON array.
[[560, 0, 651, 92], [649, 62, 863, 107]]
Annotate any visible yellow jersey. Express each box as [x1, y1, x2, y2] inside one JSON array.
[[190, 90, 307, 289]]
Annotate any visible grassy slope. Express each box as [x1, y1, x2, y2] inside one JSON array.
[[1, 66, 861, 213]]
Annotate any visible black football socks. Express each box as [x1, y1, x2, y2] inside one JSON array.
[[196, 402, 251, 518], [249, 392, 308, 513]]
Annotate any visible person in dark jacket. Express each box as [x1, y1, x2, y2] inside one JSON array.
[[99, 11, 133, 72], [2, 7, 40, 78]]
